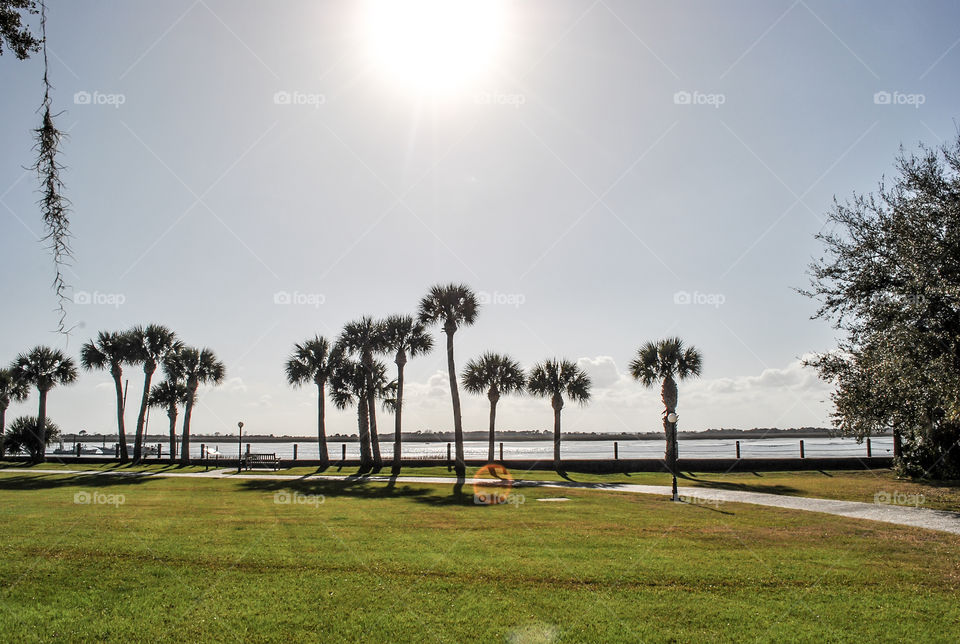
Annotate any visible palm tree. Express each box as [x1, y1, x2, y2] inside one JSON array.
[[527, 359, 592, 471], [629, 338, 703, 500], [4, 417, 60, 461], [285, 336, 342, 465], [340, 317, 387, 469], [10, 346, 78, 463], [0, 368, 30, 458], [128, 324, 181, 462], [378, 315, 433, 474], [148, 379, 190, 460], [165, 347, 225, 465], [418, 283, 479, 479], [81, 331, 135, 462], [462, 352, 525, 462], [330, 357, 373, 468]]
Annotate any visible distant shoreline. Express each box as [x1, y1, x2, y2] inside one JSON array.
[[64, 427, 882, 444]]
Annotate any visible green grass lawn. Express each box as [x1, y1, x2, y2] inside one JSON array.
[[0, 471, 958, 642], [4, 460, 959, 511]]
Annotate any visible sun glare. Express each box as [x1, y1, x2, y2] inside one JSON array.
[[364, 0, 504, 95]]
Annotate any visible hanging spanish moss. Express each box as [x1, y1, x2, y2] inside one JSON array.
[[32, 0, 72, 334]]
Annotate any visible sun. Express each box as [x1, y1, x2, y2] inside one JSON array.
[[363, 0, 504, 96]]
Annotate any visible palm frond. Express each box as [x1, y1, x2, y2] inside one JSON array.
[[461, 352, 525, 395], [0, 368, 30, 406], [12, 345, 78, 390], [417, 283, 479, 329], [528, 359, 591, 404], [379, 314, 434, 357]]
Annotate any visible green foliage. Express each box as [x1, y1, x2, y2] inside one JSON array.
[[629, 338, 703, 389], [330, 358, 367, 410], [0, 0, 39, 59], [285, 335, 340, 387], [805, 135, 960, 478], [377, 314, 433, 361], [10, 345, 78, 392], [127, 325, 181, 373], [527, 359, 591, 406], [80, 330, 134, 375], [330, 358, 394, 410], [165, 346, 225, 390], [461, 352, 526, 397], [417, 283, 479, 331], [0, 367, 30, 411], [4, 415, 59, 458], [148, 379, 191, 410]]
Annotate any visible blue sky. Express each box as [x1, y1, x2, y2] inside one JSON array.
[[2, 0, 959, 437]]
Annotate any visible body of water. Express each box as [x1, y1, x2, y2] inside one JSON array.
[[48, 436, 894, 460]]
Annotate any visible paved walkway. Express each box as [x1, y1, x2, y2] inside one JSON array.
[[4, 468, 960, 536]]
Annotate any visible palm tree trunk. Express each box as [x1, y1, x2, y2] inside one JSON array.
[[167, 405, 178, 461], [356, 389, 370, 463], [180, 390, 196, 465], [133, 365, 155, 462], [113, 369, 129, 463], [487, 389, 499, 462], [661, 377, 678, 471], [368, 390, 382, 467], [357, 393, 372, 467], [661, 416, 673, 463], [445, 328, 465, 477], [35, 388, 48, 463], [317, 382, 328, 464], [392, 356, 406, 475], [0, 406, 6, 458], [363, 351, 382, 469], [552, 397, 563, 472]]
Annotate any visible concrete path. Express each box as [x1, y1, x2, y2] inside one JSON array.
[[4, 468, 959, 536]]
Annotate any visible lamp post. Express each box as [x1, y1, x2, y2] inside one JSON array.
[[237, 421, 244, 473], [667, 412, 679, 502]]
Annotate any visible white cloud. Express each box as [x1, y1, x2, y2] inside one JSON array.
[[576, 356, 622, 389], [223, 377, 248, 394]]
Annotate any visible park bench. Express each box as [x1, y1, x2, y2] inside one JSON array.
[[242, 453, 280, 471]]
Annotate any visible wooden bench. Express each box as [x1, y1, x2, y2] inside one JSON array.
[[242, 453, 280, 471]]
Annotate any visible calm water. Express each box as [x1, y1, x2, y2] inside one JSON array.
[[52, 436, 894, 460]]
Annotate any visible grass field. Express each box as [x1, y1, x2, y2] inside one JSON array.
[[0, 469, 958, 642], [5, 461, 959, 511]]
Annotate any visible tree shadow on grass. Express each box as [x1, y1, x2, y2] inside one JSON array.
[[237, 475, 477, 507], [0, 472, 155, 491], [677, 499, 736, 516], [681, 479, 803, 496]]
